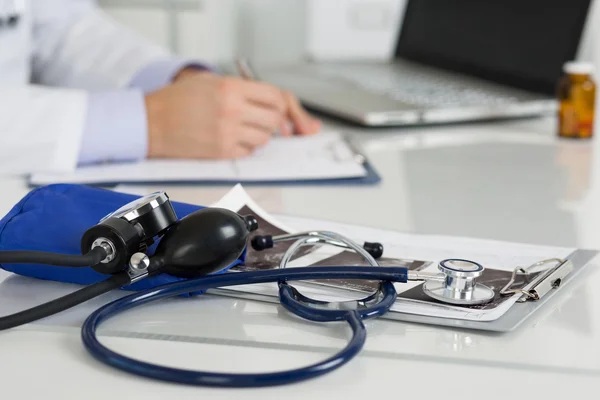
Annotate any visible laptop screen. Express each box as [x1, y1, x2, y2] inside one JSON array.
[[395, 0, 592, 95]]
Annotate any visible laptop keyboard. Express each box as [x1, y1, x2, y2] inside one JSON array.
[[312, 65, 520, 107]]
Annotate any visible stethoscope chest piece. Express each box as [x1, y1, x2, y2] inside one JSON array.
[[423, 259, 495, 306]]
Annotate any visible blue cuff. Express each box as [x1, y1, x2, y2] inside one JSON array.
[[78, 90, 148, 166], [128, 58, 213, 93]]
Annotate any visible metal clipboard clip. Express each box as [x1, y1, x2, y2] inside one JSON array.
[[500, 258, 574, 302], [341, 137, 367, 165]]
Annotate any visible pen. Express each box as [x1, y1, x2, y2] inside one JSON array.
[[235, 56, 291, 136], [235, 57, 258, 80]]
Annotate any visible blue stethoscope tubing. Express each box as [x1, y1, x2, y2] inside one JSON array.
[[81, 266, 408, 387]]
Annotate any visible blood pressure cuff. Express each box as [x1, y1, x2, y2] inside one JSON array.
[[0, 184, 245, 291]]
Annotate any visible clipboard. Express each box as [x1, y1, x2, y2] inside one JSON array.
[[27, 161, 381, 188], [381, 249, 598, 332], [27, 133, 381, 187], [209, 249, 598, 333]]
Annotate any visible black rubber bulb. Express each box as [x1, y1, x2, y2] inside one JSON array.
[[154, 208, 258, 278]]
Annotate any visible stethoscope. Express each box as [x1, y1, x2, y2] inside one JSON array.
[[0, 191, 497, 387], [0, 0, 22, 29], [251, 231, 496, 306]]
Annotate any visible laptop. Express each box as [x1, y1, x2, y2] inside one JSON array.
[[259, 0, 592, 126]]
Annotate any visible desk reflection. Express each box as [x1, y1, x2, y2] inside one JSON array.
[[0, 273, 358, 347], [401, 141, 580, 247]]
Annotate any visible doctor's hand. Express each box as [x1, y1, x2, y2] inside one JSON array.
[[144, 71, 321, 159]]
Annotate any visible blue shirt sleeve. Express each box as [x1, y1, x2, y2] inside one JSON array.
[[77, 59, 212, 166]]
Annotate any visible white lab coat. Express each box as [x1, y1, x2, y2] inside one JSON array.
[[0, 0, 171, 175]]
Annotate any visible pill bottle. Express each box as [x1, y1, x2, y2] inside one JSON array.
[[557, 61, 596, 139]]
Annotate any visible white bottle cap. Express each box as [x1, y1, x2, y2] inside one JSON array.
[[563, 61, 595, 75]]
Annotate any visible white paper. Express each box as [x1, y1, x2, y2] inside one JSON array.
[[206, 185, 576, 322], [28, 132, 367, 185]]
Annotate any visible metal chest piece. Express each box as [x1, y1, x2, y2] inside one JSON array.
[[423, 259, 495, 306]]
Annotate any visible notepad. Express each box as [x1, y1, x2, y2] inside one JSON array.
[[28, 132, 379, 186]]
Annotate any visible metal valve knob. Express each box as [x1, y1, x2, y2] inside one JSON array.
[[129, 253, 150, 271], [127, 252, 150, 283]]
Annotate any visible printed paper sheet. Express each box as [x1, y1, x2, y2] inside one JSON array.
[[209, 185, 575, 322]]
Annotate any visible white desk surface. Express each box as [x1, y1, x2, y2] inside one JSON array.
[[0, 115, 598, 399]]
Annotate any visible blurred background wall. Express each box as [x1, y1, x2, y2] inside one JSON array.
[[98, 0, 600, 69]]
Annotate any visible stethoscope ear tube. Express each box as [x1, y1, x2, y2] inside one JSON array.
[[278, 281, 397, 322], [80, 266, 407, 387], [251, 234, 384, 260]]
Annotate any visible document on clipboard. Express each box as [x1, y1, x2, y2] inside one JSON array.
[[28, 132, 379, 186], [171, 184, 587, 329]]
